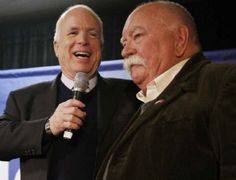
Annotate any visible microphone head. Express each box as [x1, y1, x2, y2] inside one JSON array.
[[74, 72, 89, 92]]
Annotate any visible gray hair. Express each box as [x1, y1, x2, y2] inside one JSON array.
[[54, 4, 104, 45]]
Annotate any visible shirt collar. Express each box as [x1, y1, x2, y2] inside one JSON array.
[[137, 59, 189, 103], [61, 73, 97, 92]]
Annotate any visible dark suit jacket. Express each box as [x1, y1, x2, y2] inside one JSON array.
[[0, 72, 141, 180], [96, 53, 236, 180]]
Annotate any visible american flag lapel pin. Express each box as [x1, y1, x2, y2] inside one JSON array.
[[155, 99, 165, 104]]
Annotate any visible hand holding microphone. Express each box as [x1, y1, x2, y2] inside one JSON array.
[[46, 72, 89, 138], [63, 72, 89, 139]]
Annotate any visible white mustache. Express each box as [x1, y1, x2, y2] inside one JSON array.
[[123, 55, 146, 74]]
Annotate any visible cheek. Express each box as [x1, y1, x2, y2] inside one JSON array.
[[87, 44, 102, 73], [92, 44, 102, 61], [57, 41, 71, 56], [143, 41, 161, 65], [137, 40, 158, 60]]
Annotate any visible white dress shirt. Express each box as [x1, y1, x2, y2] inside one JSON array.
[[137, 59, 189, 103], [61, 73, 97, 92]]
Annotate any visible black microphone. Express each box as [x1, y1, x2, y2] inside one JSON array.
[[63, 72, 89, 139]]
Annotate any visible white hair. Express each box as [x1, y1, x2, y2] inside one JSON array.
[[54, 4, 104, 45], [123, 55, 146, 74]]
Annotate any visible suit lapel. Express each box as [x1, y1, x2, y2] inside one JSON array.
[[35, 73, 60, 118]]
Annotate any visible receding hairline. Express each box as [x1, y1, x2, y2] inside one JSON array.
[[54, 4, 104, 44]]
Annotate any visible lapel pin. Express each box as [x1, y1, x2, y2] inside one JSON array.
[[155, 99, 165, 104]]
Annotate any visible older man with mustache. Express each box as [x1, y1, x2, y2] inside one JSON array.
[[96, 1, 236, 180]]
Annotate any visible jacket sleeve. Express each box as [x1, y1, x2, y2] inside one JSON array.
[[0, 91, 51, 161], [210, 66, 236, 179]]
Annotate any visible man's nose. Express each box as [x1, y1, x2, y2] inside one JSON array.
[[76, 32, 88, 45], [121, 42, 136, 59]]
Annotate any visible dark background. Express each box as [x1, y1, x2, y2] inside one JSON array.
[[0, 0, 235, 69]]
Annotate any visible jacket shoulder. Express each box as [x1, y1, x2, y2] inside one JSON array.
[[201, 62, 236, 79], [103, 77, 138, 91], [11, 80, 54, 96]]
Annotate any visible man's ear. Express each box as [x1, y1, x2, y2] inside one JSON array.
[[53, 41, 59, 58], [175, 25, 189, 57]]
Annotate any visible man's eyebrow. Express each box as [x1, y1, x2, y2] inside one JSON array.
[[67, 27, 99, 31], [120, 37, 125, 44], [87, 27, 99, 31], [120, 25, 145, 45], [66, 27, 79, 33], [69, 27, 78, 30]]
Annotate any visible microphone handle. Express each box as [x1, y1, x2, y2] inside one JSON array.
[[73, 90, 83, 100], [63, 129, 73, 139], [63, 90, 84, 140]]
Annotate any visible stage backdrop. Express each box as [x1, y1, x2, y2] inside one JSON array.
[[0, 48, 236, 180]]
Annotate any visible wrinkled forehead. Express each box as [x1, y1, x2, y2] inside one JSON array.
[[63, 9, 100, 28], [122, 3, 177, 36], [122, 6, 160, 37], [122, 10, 145, 34]]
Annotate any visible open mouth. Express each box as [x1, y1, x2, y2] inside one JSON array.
[[73, 51, 91, 59]]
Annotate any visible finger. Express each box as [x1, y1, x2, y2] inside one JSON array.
[[63, 117, 84, 129], [63, 99, 86, 108], [63, 113, 85, 125], [61, 107, 86, 119]]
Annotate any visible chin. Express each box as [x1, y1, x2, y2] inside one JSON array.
[[131, 77, 141, 86], [131, 73, 141, 82]]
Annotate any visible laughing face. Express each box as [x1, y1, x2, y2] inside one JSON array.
[[54, 8, 102, 79]]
